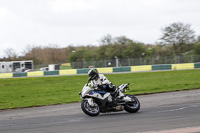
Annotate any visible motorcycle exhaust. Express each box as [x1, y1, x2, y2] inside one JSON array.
[[113, 105, 124, 111]]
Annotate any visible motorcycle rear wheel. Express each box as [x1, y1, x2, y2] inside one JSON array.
[[124, 95, 140, 113], [81, 100, 100, 116]]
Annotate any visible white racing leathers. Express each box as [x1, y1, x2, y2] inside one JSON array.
[[90, 74, 112, 89]]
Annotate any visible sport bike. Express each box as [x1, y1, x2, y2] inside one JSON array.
[[79, 79, 140, 116]]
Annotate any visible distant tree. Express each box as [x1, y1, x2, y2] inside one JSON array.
[[160, 22, 195, 55], [194, 43, 200, 55], [96, 45, 107, 60], [69, 50, 85, 62], [99, 34, 113, 45], [4, 48, 17, 59], [122, 41, 146, 58], [150, 44, 173, 57], [104, 43, 126, 59], [114, 36, 132, 45], [196, 35, 200, 43], [24, 46, 43, 64], [21, 44, 35, 57], [97, 35, 133, 59], [64, 46, 76, 62], [69, 46, 98, 62]]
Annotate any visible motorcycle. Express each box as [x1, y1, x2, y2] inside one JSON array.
[[79, 79, 140, 116]]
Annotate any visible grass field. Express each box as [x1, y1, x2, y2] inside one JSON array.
[[0, 69, 200, 109]]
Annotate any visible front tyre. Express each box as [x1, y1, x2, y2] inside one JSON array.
[[124, 95, 140, 113], [81, 100, 100, 116]]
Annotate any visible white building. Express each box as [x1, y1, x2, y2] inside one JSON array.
[[0, 60, 33, 73]]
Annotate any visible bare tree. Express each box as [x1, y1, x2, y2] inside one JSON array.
[[196, 35, 200, 43], [160, 22, 195, 55], [114, 36, 132, 45], [4, 48, 17, 59], [21, 45, 33, 56], [99, 34, 113, 45]]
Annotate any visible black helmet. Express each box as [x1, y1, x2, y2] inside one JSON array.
[[88, 68, 99, 80]]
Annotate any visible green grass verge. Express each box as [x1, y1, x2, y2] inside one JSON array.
[[0, 69, 200, 109]]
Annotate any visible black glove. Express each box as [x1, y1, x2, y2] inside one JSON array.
[[108, 83, 116, 92], [97, 84, 107, 90], [97, 85, 103, 89]]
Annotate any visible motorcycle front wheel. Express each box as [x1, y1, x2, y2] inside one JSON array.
[[81, 100, 100, 116], [124, 95, 140, 113]]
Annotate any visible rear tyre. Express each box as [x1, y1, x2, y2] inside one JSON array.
[[81, 100, 100, 116], [124, 95, 140, 113]]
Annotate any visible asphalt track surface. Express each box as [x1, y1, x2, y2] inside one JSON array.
[[0, 89, 200, 133]]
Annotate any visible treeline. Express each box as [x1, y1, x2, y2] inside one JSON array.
[[1, 22, 200, 65], [0, 45, 76, 65]]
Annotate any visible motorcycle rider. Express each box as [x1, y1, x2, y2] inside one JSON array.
[[88, 68, 116, 97]]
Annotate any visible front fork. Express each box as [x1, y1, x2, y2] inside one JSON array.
[[85, 98, 95, 106], [118, 91, 132, 102], [123, 96, 132, 102]]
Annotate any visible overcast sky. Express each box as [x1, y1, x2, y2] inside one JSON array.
[[0, 0, 200, 58]]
